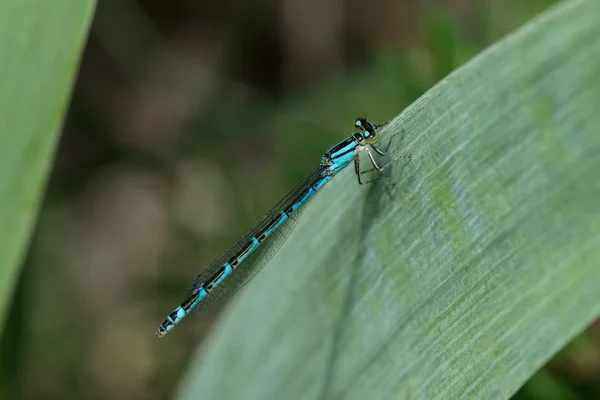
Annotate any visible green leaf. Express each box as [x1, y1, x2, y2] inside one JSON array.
[[0, 1, 95, 333], [178, 0, 600, 398]]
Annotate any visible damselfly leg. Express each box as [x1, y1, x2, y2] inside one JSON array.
[[354, 150, 410, 185], [371, 127, 400, 156], [354, 155, 382, 185], [352, 124, 411, 184]]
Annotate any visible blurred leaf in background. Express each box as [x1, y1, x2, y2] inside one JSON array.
[[0, 0, 95, 397]]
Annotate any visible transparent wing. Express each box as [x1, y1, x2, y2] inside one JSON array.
[[195, 201, 307, 310], [186, 165, 325, 307]]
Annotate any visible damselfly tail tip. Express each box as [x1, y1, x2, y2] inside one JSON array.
[[156, 321, 172, 338]]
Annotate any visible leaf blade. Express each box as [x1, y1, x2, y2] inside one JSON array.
[[178, 0, 600, 398], [0, 0, 95, 332]]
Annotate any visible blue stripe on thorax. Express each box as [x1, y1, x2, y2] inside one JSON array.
[[325, 137, 358, 174], [330, 151, 355, 173], [327, 139, 357, 160]]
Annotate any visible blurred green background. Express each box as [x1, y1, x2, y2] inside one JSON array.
[[1, 0, 598, 399]]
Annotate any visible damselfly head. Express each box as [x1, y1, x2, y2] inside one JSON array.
[[355, 117, 378, 143]]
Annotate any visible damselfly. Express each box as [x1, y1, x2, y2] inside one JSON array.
[[157, 118, 410, 336]]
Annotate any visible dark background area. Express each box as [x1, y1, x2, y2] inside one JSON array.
[[1, 0, 598, 399]]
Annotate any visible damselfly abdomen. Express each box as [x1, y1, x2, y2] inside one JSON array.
[[157, 118, 410, 336]]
